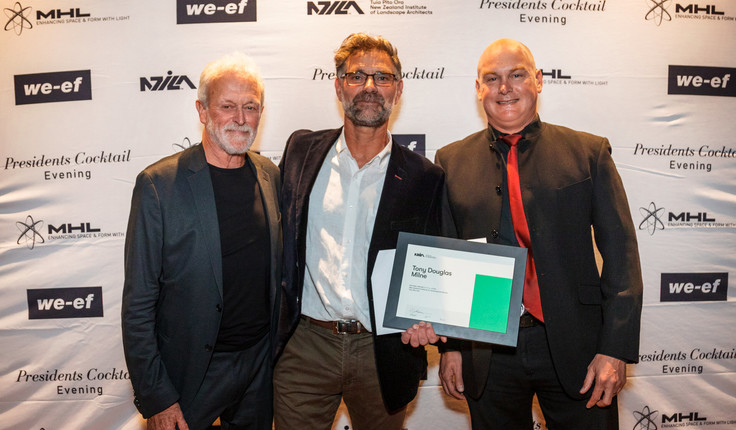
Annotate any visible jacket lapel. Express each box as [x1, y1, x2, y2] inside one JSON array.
[[247, 153, 281, 311], [186, 145, 223, 298], [295, 128, 342, 233], [369, 142, 408, 274]]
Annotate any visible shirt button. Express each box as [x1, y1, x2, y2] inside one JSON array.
[[205, 344, 213, 352], [491, 230, 499, 239], [496, 185, 503, 195], [216, 304, 222, 312]]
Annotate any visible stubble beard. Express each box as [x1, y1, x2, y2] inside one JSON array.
[[342, 91, 393, 128]]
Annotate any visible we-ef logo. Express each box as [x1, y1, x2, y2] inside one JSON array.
[[307, 1, 364, 15], [669, 65, 734, 97], [27, 287, 103, 319], [661, 273, 728, 302], [393, 134, 426, 157], [14, 70, 92, 105], [177, 0, 256, 24], [140, 71, 196, 91]]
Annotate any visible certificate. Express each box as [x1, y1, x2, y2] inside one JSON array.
[[383, 232, 527, 346]]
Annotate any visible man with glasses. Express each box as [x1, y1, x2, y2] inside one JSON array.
[[274, 33, 444, 429]]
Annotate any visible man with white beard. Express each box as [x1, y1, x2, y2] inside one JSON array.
[[122, 53, 282, 430]]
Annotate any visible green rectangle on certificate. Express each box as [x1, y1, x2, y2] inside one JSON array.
[[468, 274, 513, 332]]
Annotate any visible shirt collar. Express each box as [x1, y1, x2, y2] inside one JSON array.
[[489, 115, 542, 142]]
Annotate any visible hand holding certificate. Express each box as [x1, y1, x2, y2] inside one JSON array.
[[383, 232, 527, 346]]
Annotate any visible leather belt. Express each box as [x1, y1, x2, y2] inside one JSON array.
[[302, 316, 367, 334], [519, 313, 542, 328]]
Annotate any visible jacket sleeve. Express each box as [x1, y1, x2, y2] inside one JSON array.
[[591, 139, 643, 363], [121, 171, 179, 418]]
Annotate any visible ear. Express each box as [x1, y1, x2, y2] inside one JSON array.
[[195, 100, 208, 125], [394, 79, 404, 103], [334, 77, 343, 100], [475, 78, 482, 101], [535, 69, 543, 93]]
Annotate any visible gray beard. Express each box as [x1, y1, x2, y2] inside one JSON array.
[[342, 93, 392, 128], [206, 121, 255, 155]]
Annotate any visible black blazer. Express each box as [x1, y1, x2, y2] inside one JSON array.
[[277, 128, 444, 412], [121, 144, 282, 418], [436, 120, 643, 399]]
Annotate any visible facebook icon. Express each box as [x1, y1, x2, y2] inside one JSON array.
[[392, 134, 426, 157]]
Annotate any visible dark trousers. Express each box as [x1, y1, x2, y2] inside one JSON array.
[[184, 334, 273, 430], [467, 324, 618, 430]]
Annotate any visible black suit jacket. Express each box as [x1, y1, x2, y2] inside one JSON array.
[[277, 128, 444, 412], [121, 144, 282, 418], [435, 119, 643, 399]]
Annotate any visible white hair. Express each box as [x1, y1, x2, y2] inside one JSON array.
[[198, 52, 265, 107]]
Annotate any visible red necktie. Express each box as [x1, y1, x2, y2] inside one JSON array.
[[501, 134, 543, 322]]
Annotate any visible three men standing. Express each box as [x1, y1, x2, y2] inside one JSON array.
[[122, 35, 642, 430], [274, 33, 444, 429]]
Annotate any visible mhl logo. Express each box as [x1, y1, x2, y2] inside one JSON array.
[[540, 69, 571, 79], [662, 412, 707, 423], [47, 223, 101, 234], [668, 65, 735, 97], [668, 211, 715, 222], [36, 8, 90, 19], [177, 0, 256, 24], [140, 72, 196, 91], [14, 70, 92, 105], [393, 134, 426, 157], [27, 287, 103, 319], [675, 4, 724, 14], [307, 1, 364, 15], [661, 273, 728, 302]]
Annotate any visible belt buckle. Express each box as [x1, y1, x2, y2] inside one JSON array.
[[334, 319, 361, 334]]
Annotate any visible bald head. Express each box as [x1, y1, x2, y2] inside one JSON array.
[[475, 38, 543, 133], [477, 39, 537, 78]]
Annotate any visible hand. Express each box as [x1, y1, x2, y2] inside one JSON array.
[[439, 351, 465, 400], [579, 353, 627, 408], [147, 402, 189, 430], [400, 321, 447, 347]]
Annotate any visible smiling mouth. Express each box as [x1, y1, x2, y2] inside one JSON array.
[[497, 99, 518, 105]]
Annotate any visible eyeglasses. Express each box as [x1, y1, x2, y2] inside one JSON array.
[[340, 71, 398, 87]]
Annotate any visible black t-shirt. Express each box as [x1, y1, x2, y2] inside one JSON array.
[[209, 162, 270, 351]]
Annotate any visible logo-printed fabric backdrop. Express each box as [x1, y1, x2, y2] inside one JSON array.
[[2, 1, 734, 428]]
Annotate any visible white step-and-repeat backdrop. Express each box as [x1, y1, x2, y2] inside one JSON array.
[[2, 1, 735, 429]]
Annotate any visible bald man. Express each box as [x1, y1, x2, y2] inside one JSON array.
[[434, 39, 643, 429]]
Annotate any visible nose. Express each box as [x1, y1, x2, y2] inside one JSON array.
[[498, 80, 510, 95], [234, 108, 246, 125], [363, 75, 378, 92]]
